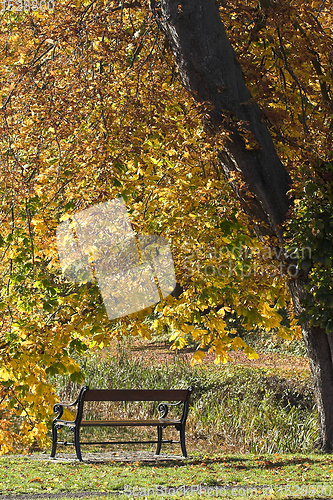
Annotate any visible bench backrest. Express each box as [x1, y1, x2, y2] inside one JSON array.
[[74, 386, 193, 425], [84, 389, 189, 402]]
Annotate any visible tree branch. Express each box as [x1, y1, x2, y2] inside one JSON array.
[[151, 0, 292, 241]]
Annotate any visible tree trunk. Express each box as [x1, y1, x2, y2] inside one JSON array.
[[288, 279, 333, 450], [153, 0, 333, 450]]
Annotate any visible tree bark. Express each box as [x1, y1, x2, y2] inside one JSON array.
[[151, 0, 291, 241], [153, 0, 333, 450], [288, 279, 333, 450]]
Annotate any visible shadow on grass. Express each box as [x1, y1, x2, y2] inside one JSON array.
[[43, 454, 324, 469]]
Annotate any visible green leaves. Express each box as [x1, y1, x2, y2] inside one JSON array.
[[286, 163, 333, 332]]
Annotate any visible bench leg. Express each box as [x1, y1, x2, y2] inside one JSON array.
[[180, 426, 187, 458], [74, 426, 83, 462], [50, 423, 57, 458], [156, 426, 162, 455]]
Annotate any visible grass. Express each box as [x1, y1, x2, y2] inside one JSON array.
[[240, 330, 308, 357], [1, 453, 333, 499]]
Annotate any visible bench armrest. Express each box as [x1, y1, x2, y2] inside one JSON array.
[[52, 386, 89, 423], [52, 393, 81, 420], [158, 401, 182, 418], [158, 387, 193, 419]]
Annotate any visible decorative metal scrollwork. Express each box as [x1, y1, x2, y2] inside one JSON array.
[[53, 404, 64, 419], [158, 403, 169, 418]]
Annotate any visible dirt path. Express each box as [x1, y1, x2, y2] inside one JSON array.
[[106, 338, 310, 375]]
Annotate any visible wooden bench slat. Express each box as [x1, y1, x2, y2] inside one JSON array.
[[84, 389, 188, 402], [80, 418, 181, 427]]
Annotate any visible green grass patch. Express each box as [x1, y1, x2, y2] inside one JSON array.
[[1, 453, 333, 499]]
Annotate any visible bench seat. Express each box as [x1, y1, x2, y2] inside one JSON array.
[[80, 418, 182, 426], [58, 418, 182, 427]]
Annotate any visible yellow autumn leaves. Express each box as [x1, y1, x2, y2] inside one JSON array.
[[0, 0, 326, 452]]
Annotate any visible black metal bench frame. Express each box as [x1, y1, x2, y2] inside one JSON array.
[[51, 386, 193, 461]]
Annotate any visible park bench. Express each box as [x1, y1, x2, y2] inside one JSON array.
[[51, 386, 193, 461]]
